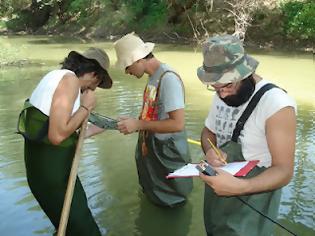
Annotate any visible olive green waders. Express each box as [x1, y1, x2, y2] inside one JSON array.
[[204, 84, 281, 236], [17, 100, 101, 236], [136, 131, 193, 207]]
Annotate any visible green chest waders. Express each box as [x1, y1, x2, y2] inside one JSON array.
[[136, 131, 193, 207], [204, 84, 282, 236], [17, 100, 101, 236]]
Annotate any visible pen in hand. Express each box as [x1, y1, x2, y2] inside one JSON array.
[[207, 138, 227, 165]]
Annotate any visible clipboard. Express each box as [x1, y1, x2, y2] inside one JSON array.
[[88, 112, 118, 130], [166, 160, 259, 179]]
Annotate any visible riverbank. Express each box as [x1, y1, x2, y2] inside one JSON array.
[[1, 0, 315, 53], [0, 35, 314, 236], [1, 28, 314, 56]]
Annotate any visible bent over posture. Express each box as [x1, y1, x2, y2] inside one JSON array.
[[18, 48, 113, 235]]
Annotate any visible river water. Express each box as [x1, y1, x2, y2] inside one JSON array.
[[0, 36, 314, 236]]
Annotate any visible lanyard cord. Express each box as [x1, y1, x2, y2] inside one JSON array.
[[236, 196, 298, 236], [187, 138, 298, 235]]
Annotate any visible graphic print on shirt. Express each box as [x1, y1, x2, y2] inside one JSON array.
[[215, 105, 241, 146], [141, 84, 158, 121]]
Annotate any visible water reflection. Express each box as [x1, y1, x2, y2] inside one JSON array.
[[279, 105, 315, 233], [134, 195, 192, 236], [0, 36, 314, 236]]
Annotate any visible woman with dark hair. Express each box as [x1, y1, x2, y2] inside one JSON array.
[[17, 48, 113, 235]]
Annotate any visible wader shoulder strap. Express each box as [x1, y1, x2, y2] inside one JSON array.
[[139, 70, 185, 156], [140, 70, 185, 119], [16, 98, 49, 141], [156, 70, 185, 103], [231, 83, 277, 142]]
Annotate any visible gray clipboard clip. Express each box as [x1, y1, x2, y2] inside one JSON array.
[[89, 112, 118, 130]]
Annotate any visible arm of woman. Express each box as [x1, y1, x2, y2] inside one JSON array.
[[48, 73, 94, 145]]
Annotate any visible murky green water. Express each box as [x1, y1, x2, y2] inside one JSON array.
[[0, 36, 314, 236]]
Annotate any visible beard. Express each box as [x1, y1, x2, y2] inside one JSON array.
[[220, 76, 256, 107]]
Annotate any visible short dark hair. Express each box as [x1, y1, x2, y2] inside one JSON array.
[[143, 52, 154, 60], [245, 74, 255, 83], [60, 52, 106, 80]]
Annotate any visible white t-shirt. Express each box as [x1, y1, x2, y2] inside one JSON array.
[[30, 69, 80, 116], [205, 79, 297, 167]]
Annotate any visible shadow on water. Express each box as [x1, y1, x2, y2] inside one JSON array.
[[0, 36, 314, 236], [133, 195, 192, 236]]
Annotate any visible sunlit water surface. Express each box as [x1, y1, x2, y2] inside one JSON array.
[[0, 36, 314, 236]]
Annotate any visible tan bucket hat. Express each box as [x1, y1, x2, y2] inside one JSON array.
[[71, 47, 113, 89], [114, 32, 155, 70]]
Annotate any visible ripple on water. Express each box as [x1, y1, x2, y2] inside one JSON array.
[[1, 40, 315, 235]]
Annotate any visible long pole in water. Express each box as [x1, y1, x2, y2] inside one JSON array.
[[57, 118, 89, 236]]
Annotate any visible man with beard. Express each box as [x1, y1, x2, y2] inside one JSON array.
[[197, 35, 297, 236]]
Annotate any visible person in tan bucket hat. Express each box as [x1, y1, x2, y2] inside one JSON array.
[[17, 47, 114, 235], [114, 32, 155, 71], [197, 35, 297, 235], [114, 32, 192, 207]]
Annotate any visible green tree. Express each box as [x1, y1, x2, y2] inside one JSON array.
[[281, 0, 315, 40], [0, 0, 31, 17], [123, 0, 168, 31]]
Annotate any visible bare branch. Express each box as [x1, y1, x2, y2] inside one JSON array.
[[224, 0, 261, 41]]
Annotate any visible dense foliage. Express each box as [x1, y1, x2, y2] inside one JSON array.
[[0, 0, 314, 46], [281, 0, 315, 40]]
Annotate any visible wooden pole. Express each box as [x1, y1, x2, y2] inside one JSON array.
[[57, 118, 89, 236]]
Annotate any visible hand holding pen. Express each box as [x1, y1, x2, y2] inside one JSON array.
[[205, 138, 227, 166]]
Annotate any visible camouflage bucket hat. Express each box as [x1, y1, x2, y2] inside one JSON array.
[[197, 35, 258, 85]]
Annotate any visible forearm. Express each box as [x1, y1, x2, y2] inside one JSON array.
[[241, 165, 294, 195], [48, 106, 89, 144], [139, 118, 184, 133], [201, 127, 216, 154], [67, 105, 90, 129], [138, 108, 185, 133]]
